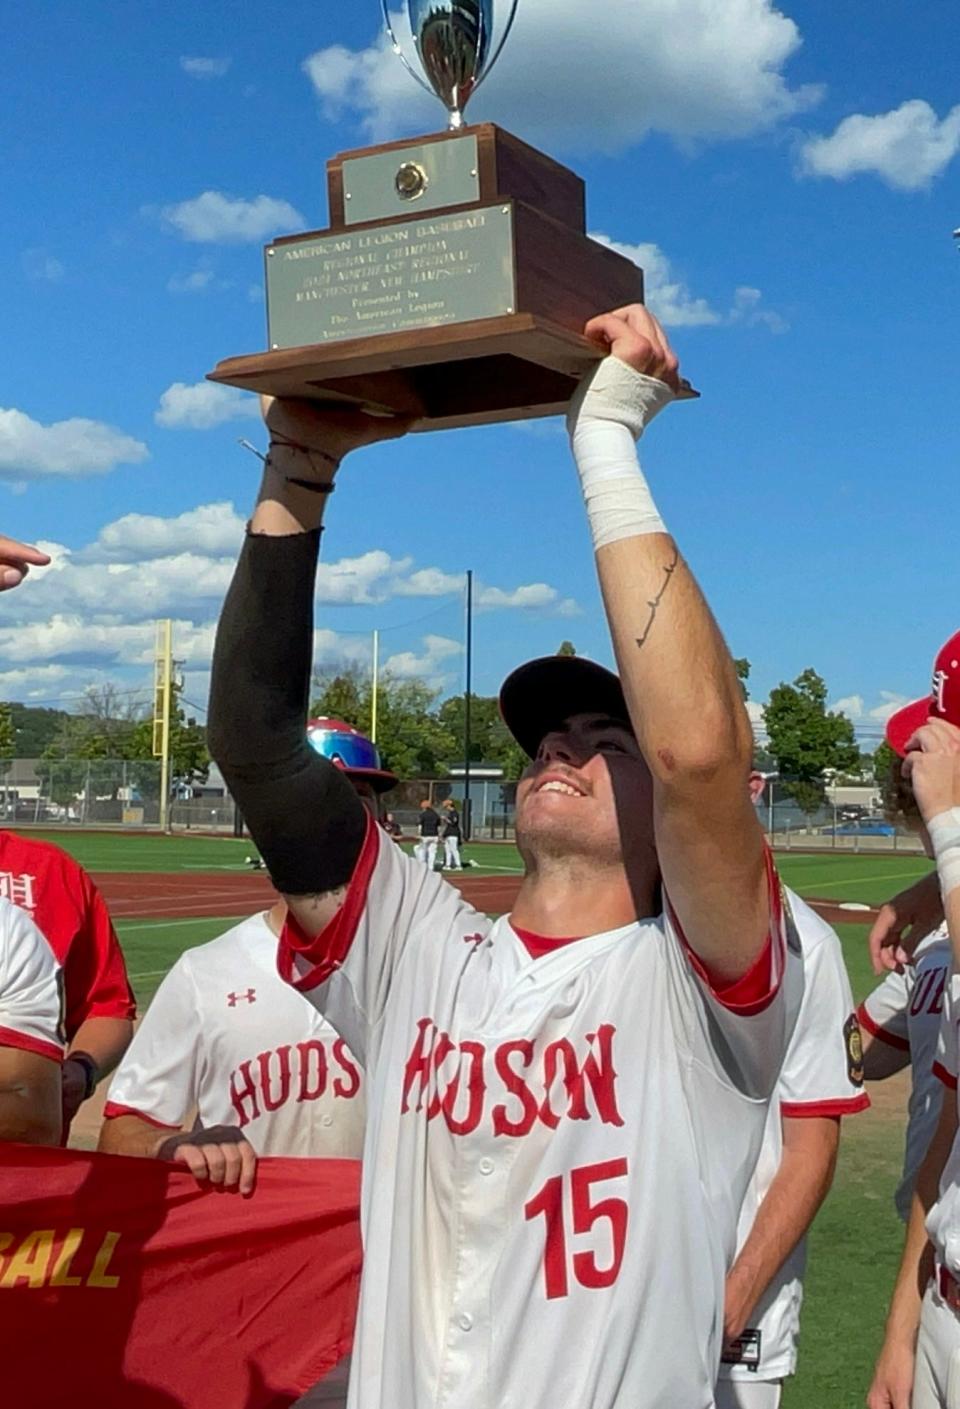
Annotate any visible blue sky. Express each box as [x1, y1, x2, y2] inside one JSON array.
[[1, 0, 957, 742]]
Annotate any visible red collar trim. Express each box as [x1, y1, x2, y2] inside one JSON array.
[[510, 923, 586, 961]]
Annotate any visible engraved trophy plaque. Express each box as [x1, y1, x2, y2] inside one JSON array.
[[208, 2, 690, 431]]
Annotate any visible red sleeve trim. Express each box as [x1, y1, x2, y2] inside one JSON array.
[[781, 1094, 871, 1118], [857, 1003, 911, 1052], [277, 812, 381, 993], [81, 1000, 138, 1022], [0, 1026, 63, 1064], [669, 846, 784, 1016], [102, 1101, 180, 1129], [934, 1061, 958, 1091]]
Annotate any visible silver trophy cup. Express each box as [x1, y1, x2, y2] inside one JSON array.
[[383, 0, 519, 130]]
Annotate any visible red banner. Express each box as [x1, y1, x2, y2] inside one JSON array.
[[0, 1145, 361, 1409]]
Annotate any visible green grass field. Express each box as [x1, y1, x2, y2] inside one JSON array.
[[27, 829, 918, 1406]]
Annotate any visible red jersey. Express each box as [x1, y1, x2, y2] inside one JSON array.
[[0, 831, 135, 1039]]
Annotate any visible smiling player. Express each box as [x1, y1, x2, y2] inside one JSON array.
[[208, 304, 802, 1409]]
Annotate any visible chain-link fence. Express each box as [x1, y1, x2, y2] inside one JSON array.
[[0, 758, 163, 827]]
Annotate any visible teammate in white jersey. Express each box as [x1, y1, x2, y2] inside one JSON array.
[[865, 631, 960, 1409], [0, 895, 64, 1145], [860, 926, 950, 1221], [209, 306, 801, 1409], [99, 717, 392, 1179], [717, 888, 868, 1409]]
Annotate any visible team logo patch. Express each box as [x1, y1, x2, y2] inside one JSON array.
[[722, 1329, 761, 1371], [227, 988, 257, 1007], [844, 1013, 864, 1087]]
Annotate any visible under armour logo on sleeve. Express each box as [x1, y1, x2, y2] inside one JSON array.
[[227, 989, 257, 1007]]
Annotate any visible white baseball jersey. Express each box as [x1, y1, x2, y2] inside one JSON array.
[[924, 971, 960, 1271], [0, 895, 64, 1064], [104, 912, 365, 1158], [859, 928, 950, 1221], [719, 891, 868, 1386], [279, 818, 802, 1409]]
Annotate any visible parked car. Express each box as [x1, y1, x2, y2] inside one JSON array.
[[821, 817, 895, 836]]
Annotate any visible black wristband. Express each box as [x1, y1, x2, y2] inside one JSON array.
[[68, 1052, 99, 1100]]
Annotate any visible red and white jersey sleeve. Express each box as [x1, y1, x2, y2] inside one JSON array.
[[104, 958, 200, 1131], [0, 831, 134, 1039], [859, 966, 911, 1052], [720, 891, 867, 1384], [934, 976, 959, 1093], [279, 814, 485, 1066], [0, 896, 65, 1064]]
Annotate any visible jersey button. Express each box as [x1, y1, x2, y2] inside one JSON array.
[[457, 1313, 473, 1332], [479, 1158, 494, 1175]]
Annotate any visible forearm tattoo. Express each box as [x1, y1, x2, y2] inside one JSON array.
[[635, 546, 679, 650]]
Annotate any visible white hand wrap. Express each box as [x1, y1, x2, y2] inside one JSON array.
[[927, 807, 960, 899], [567, 358, 675, 552]]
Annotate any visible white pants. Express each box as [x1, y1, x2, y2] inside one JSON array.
[[444, 836, 461, 868], [714, 1381, 781, 1409], [914, 1282, 960, 1408], [415, 837, 438, 869]]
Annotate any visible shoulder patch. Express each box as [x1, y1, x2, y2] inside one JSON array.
[[844, 1012, 864, 1087]]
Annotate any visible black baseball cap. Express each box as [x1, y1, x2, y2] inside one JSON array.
[[498, 656, 633, 759]]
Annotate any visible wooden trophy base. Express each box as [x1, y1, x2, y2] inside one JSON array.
[[208, 126, 696, 432]]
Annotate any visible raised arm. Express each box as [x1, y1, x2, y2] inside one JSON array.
[[571, 306, 766, 981], [207, 399, 408, 937]]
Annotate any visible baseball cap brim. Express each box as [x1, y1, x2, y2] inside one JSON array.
[[344, 765, 397, 795], [499, 656, 632, 759], [885, 698, 932, 758]]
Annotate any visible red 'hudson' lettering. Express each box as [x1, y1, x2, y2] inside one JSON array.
[[229, 1060, 260, 1127], [297, 1040, 328, 1102], [332, 1039, 361, 1099], [231, 1041, 362, 1123], [400, 1019, 624, 1136], [257, 1046, 292, 1112]]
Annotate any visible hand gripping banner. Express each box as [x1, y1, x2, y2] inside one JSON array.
[[0, 1145, 361, 1409]]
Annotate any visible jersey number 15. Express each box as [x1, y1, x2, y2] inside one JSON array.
[[524, 1158, 629, 1301]]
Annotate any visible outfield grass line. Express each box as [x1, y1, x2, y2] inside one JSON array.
[[116, 915, 239, 932], [790, 867, 928, 892]]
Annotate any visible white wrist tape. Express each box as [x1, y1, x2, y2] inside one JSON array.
[[567, 359, 675, 552], [927, 807, 960, 899]]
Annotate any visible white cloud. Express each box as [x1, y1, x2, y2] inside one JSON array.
[[180, 56, 232, 79], [591, 235, 721, 328], [22, 249, 65, 282], [801, 99, 960, 191], [0, 407, 148, 482], [304, 0, 819, 151], [394, 567, 465, 597], [83, 502, 245, 563], [830, 694, 864, 720], [477, 583, 580, 615], [868, 691, 909, 724], [728, 286, 788, 334], [384, 634, 462, 683], [157, 191, 305, 244], [167, 268, 216, 294], [155, 381, 259, 430]]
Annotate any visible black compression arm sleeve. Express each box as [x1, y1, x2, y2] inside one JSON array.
[[207, 530, 366, 895]]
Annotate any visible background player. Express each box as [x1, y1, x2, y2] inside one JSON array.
[[717, 881, 868, 1408], [0, 895, 64, 1145], [0, 829, 134, 1132], [440, 797, 462, 870], [413, 798, 441, 869], [207, 305, 802, 1409], [99, 718, 391, 1177]]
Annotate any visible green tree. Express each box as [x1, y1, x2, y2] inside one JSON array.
[[310, 665, 457, 778], [556, 640, 577, 657], [734, 658, 751, 701], [0, 704, 14, 760], [763, 668, 859, 819], [6, 704, 70, 757], [128, 684, 210, 793]]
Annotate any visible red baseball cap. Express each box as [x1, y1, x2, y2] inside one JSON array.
[[885, 630, 960, 757]]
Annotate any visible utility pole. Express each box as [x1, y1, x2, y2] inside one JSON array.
[[152, 619, 173, 833], [463, 570, 473, 841], [371, 629, 380, 743]]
